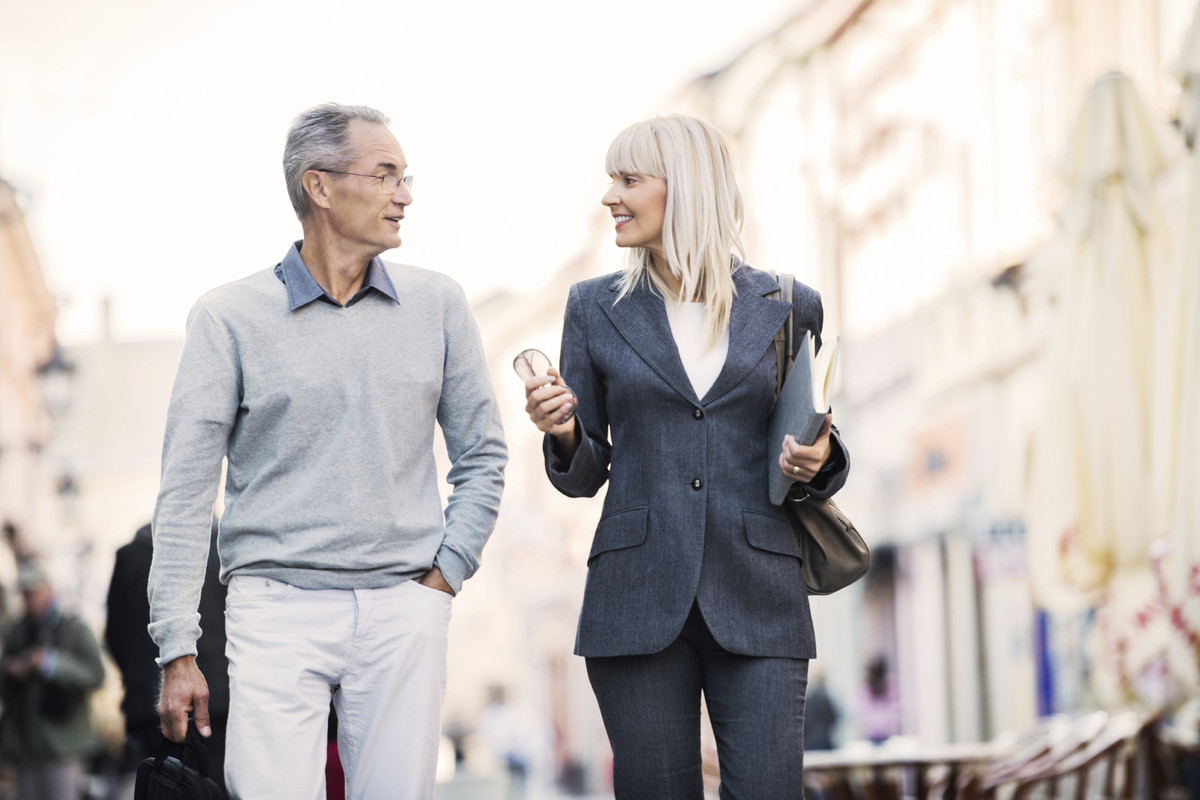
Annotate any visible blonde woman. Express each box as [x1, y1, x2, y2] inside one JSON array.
[[523, 115, 849, 798]]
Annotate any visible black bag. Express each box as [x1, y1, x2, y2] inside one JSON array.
[[135, 722, 227, 800], [784, 493, 870, 594]]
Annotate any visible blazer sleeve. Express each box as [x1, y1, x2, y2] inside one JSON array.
[[542, 282, 611, 498], [789, 278, 850, 500]]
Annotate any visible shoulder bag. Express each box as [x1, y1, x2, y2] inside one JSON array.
[[770, 272, 870, 595]]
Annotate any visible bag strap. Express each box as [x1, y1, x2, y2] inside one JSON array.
[[767, 271, 796, 396], [154, 718, 213, 777]]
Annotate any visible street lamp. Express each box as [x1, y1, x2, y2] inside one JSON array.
[[35, 344, 80, 536], [36, 345, 76, 423]]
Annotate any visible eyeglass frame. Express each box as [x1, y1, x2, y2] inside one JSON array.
[[315, 169, 413, 193]]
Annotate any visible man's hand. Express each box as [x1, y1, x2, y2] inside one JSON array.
[[158, 655, 211, 742], [418, 566, 455, 596]]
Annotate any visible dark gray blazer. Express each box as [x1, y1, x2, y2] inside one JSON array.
[[544, 264, 849, 660]]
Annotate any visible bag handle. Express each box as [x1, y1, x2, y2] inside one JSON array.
[[153, 717, 213, 778], [769, 271, 812, 504], [766, 271, 796, 395]]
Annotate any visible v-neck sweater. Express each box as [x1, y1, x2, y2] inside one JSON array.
[[148, 249, 507, 665]]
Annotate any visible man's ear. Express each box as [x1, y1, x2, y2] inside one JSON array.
[[302, 171, 333, 211]]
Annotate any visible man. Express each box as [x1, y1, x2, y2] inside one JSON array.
[[105, 521, 228, 793], [0, 560, 105, 800], [149, 103, 507, 799]]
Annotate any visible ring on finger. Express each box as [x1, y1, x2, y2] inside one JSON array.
[[792, 465, 801, 476]]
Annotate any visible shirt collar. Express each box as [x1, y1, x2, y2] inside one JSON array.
[[273, 241, 400, 311]]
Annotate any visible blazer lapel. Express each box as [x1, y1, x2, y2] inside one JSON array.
[[700, 267, 791, 405], [599, 279, 700, 403]]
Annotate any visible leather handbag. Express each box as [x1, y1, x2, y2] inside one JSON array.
[[770, 272, 870, 595], [785, 493, 870, 595], [135, 720, 227, 800]]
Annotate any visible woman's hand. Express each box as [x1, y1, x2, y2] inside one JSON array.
[[524, 367, 578, 438], [778, 414, 832, 483]]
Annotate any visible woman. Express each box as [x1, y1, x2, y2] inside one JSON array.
[[523, 115, 850, 799]]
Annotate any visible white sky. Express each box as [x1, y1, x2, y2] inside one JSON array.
[[0, 0, 802, 344]]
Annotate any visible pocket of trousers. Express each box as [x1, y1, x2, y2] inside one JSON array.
[[227, 575, 296, 603], [409, 579, 454, 601]]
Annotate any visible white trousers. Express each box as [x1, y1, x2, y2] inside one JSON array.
[[224, 576, 452, 800]]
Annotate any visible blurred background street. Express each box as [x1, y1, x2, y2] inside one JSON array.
[[3, 0, 1200, 797]]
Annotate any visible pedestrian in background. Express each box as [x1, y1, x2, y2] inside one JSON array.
[[149, 102, 506, 800], [803, 666, 840, 751], [105, 520, 229, 794], [859, 655, 901, 745], [522, 114, 850, 799], [0, 560, 105, 800], [476, 684, 544, 799]]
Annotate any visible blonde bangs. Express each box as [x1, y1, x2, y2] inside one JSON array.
[[605, 122, 665, 180]]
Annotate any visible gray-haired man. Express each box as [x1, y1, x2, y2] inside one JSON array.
[[149, 103, 507, 799]]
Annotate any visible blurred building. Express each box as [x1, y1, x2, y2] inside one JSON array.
[[451, 1, 1200, 781], [11, 301, 185, 754], [0, 177, 57, 584], [48, 324, 183, 627], [463, 0, 1198, 772], [639, 0, 1198, 744]]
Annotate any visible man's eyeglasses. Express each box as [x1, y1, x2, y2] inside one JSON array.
[[316, 169, 414, 193]]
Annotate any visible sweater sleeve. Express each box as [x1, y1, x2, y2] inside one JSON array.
[[432, 282, 508, 593], [148, 302, 241, 665]]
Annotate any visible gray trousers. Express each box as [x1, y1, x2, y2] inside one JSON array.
[[15, 760, 83, 800], [586, 602, 809, 800]]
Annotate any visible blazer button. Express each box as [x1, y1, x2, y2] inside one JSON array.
[[692, 478, 703, 490], [693, 408, 704, 419]]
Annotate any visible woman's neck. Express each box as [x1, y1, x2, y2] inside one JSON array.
[[650, 256, 693, 301]]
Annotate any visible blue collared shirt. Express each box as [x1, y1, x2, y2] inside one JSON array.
[[273, 240, 400, 310]]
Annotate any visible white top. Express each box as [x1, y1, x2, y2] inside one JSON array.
[[663, 297, 729, 399]]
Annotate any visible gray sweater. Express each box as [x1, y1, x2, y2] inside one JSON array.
[[148, 245, 507, 665]]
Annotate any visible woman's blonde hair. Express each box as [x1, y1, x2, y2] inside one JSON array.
[[606, 115, 745, 346]]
